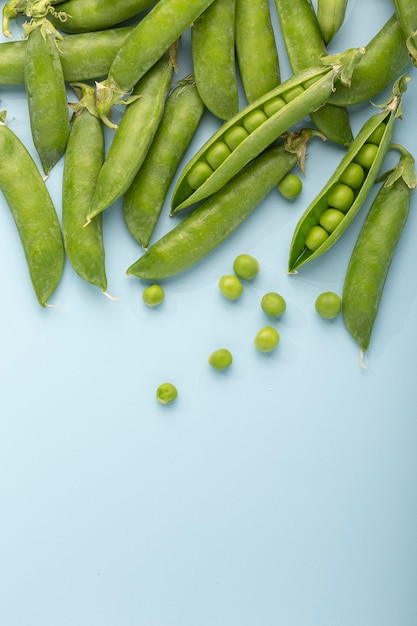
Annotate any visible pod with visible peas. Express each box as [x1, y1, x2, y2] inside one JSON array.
[[317, 0, 348, 44], [235, 0, 281, 104], [342, 146, 416, 363], [62, 83, 107, 292], [192, 0, 238, 121], [0, 110, 64, 306], [123, 75, 204, 249], [85, 52, 174, 224], [48, 0, 155, 33], [288, 76, 409, 273], [127, 140, 304, 280], [170, 47, 364, 213], [393, 0, 417, 66]]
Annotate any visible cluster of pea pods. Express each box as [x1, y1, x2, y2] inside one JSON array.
[[0, 0, 416, 362]]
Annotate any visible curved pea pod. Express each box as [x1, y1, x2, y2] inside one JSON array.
[[49, 0, 155, 33], [0, 111, 64, 306], [288, 76, 410, 273], [126, 140, 305, 281], [317, 0, 348, 44], [393, 0, 417, 66], [342, 147, 416, 363], [171, 47, 365, 214]]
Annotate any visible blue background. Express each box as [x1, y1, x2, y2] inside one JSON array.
[[0, 1, 416, 624]]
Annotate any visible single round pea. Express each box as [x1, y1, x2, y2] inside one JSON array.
[[206, 141, 231, 170], [305, 225, 329, 251], [263, 95, 286, 117], [156, 382, 177, 404], [319, 208, 345, 233], [254, 326, 280, 352], [327, 182, 355, 212], [223, 125, 249, 150], [315, 291, 341, 319], [186, 160, 213, 189], [208, 348, 233, 370], [233, 253, 260, 280], [243, 109, 268, 133], [218, 274, 243, 300], [278, 173, 303, 200], [367, 122, 386, 145], [142, 283, 165, 306], [339, 162, 365, 189], [354, 143, 379, 169], [261, 292, 286, 317], [283, 84, 305, 102]]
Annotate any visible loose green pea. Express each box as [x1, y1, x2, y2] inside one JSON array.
[[278, 173, 303, 199], [156, 382, 177, 405], [315, 291, 341, 319], [206, 141, 231, 169], [233, 253, 260, 280], [354, 143, 379, 169], [319, 208, 345, 233], [327, 182, 355, 212], [263, 96, 286, 117], [223, 125, 249, 150], [254, 326, 280, 352], [142, 283, 165, 306], [208, 348, 233, 370], [339, 162, 365, 189], [305, 225, 329, 251], [186, 161, 214, 190], [243, 109, 268, 133], [218, 274, 243, 299], [261, 292, 286, 317]]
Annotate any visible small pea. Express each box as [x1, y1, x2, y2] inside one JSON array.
[[261, 292, 286, 317], [327, 182, 355, 212], [367, 122, 386, 145], [254, 326, 280, 352], [305, 225, 329, 251], [233, 253, 260, 280], [156, 382, 178, 404], [142, 283, 165, 306], [315, 291, 341, 319], [223, 125, 249, 150], [263, 95, 286, 117], [208, 348, 233, 370], [354, 143, 379, 169], [278, 173, 303, 199], [282, 84, 305, 102], [186, 160, 213, 189], [206, 141, 231, 170], [319, 208, 345, 233], [243, 109, 268, 133], [339, 162, 365, 189], [218, 274, 243, 299]]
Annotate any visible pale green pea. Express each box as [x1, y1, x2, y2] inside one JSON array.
[[315, 291, 341, 319], [367, 121, 386, 145], [278, 173, 303, 199], [208, 348, 233, 370], [327, 182, 355, 212], [156, 382, 177, 404], [206, 141, 231, 169], [243, 109, 268, 133], [186, 161, 213, 190], [233, 253, 260, 280], [261, 292, 286, 317], [339, 162, 365, 189], [319, 208, 345, 233], [254, 326, 280, 352], [354, 143, 379, 169], [283, 84, 305, 102], [218, 274, 243, 299], [263, 96, 286, 117], [305, 225, 329, 251], [142, 283, 165, 306], [223, 125, 249, 150]]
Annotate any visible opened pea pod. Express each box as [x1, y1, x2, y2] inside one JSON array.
[[287, 75, 410, 273], [170, 46, 365, 214]]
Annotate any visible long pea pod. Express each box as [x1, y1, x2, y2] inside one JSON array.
[[170, 47, 364, 213], [287, 76, 409, 273], [0, 110, 64, 306], [235, 0, 281, 104], [126, 134, 314, 281], [62, 83, 107, 292], [393, 0, 417, 66], [342, 146, 416, 365], [95, 0, 216, 126], [191, 0, 238, 121], [317, 0, 348, 44], [85, 51, 174, 224], [49, 0, 155, 33], [123, 75, 205, 249], [273, 0, 353, 145]]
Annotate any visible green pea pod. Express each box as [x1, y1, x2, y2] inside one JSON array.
[[317, 0, 348, 44], [0, 111, 64, 306], [287, 76, 409, 273], [170, 47, 364, 213], [123, 75, 205, 249], [126, 134, 313, 280], [192, 0, 238, 121], [342, 146, 416, 362], [62, 83, 107, 292], [49, 0, 155, 33], [393, 0, 417, 66]]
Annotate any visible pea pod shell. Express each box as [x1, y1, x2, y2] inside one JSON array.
[[49, 0, 155, 33], [127, 144, 298, 280], [317, 0, 348, 44]]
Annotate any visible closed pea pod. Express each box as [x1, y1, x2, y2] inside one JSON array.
[[0, 111, 64, 306], [192, 0, 239, 121], [342, 146, 416, 365], [288, 76, 409, 273], [48, 0, 156, 33], [317, 0, 348, 44]]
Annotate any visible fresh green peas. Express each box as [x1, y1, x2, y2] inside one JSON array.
[[263, 96, 286, 117], [186, 161, 214, 190], [223, 125, 249, 151], [243, 109, 268, 133], [156, 382, 178, 405], [233, 254, 260, 280], [142, 284, 165, 306], [367, 122, 387, 145], [218, 275, 243, 300], [354, 143, 379, 170], [319, 208, 345, 233], [305, 226, 329, 251], [282, 84, 305, 102], [254, 326, 280, 352], [339, 162, 365, 189], [261, 292, 286, 317], [278, 173, 303, 199], [206, 141, 232, 170], [315, 291, 341, 319], [208, 348, 233, 370], [327, 182, 355, 212]]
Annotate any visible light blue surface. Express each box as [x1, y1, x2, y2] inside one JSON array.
[[0, 1, 416, 624]]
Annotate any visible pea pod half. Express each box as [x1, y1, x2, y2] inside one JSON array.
[[170, 46, 365, 213], [287, 75, 410, 273], [342, 146, 416, 364]]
